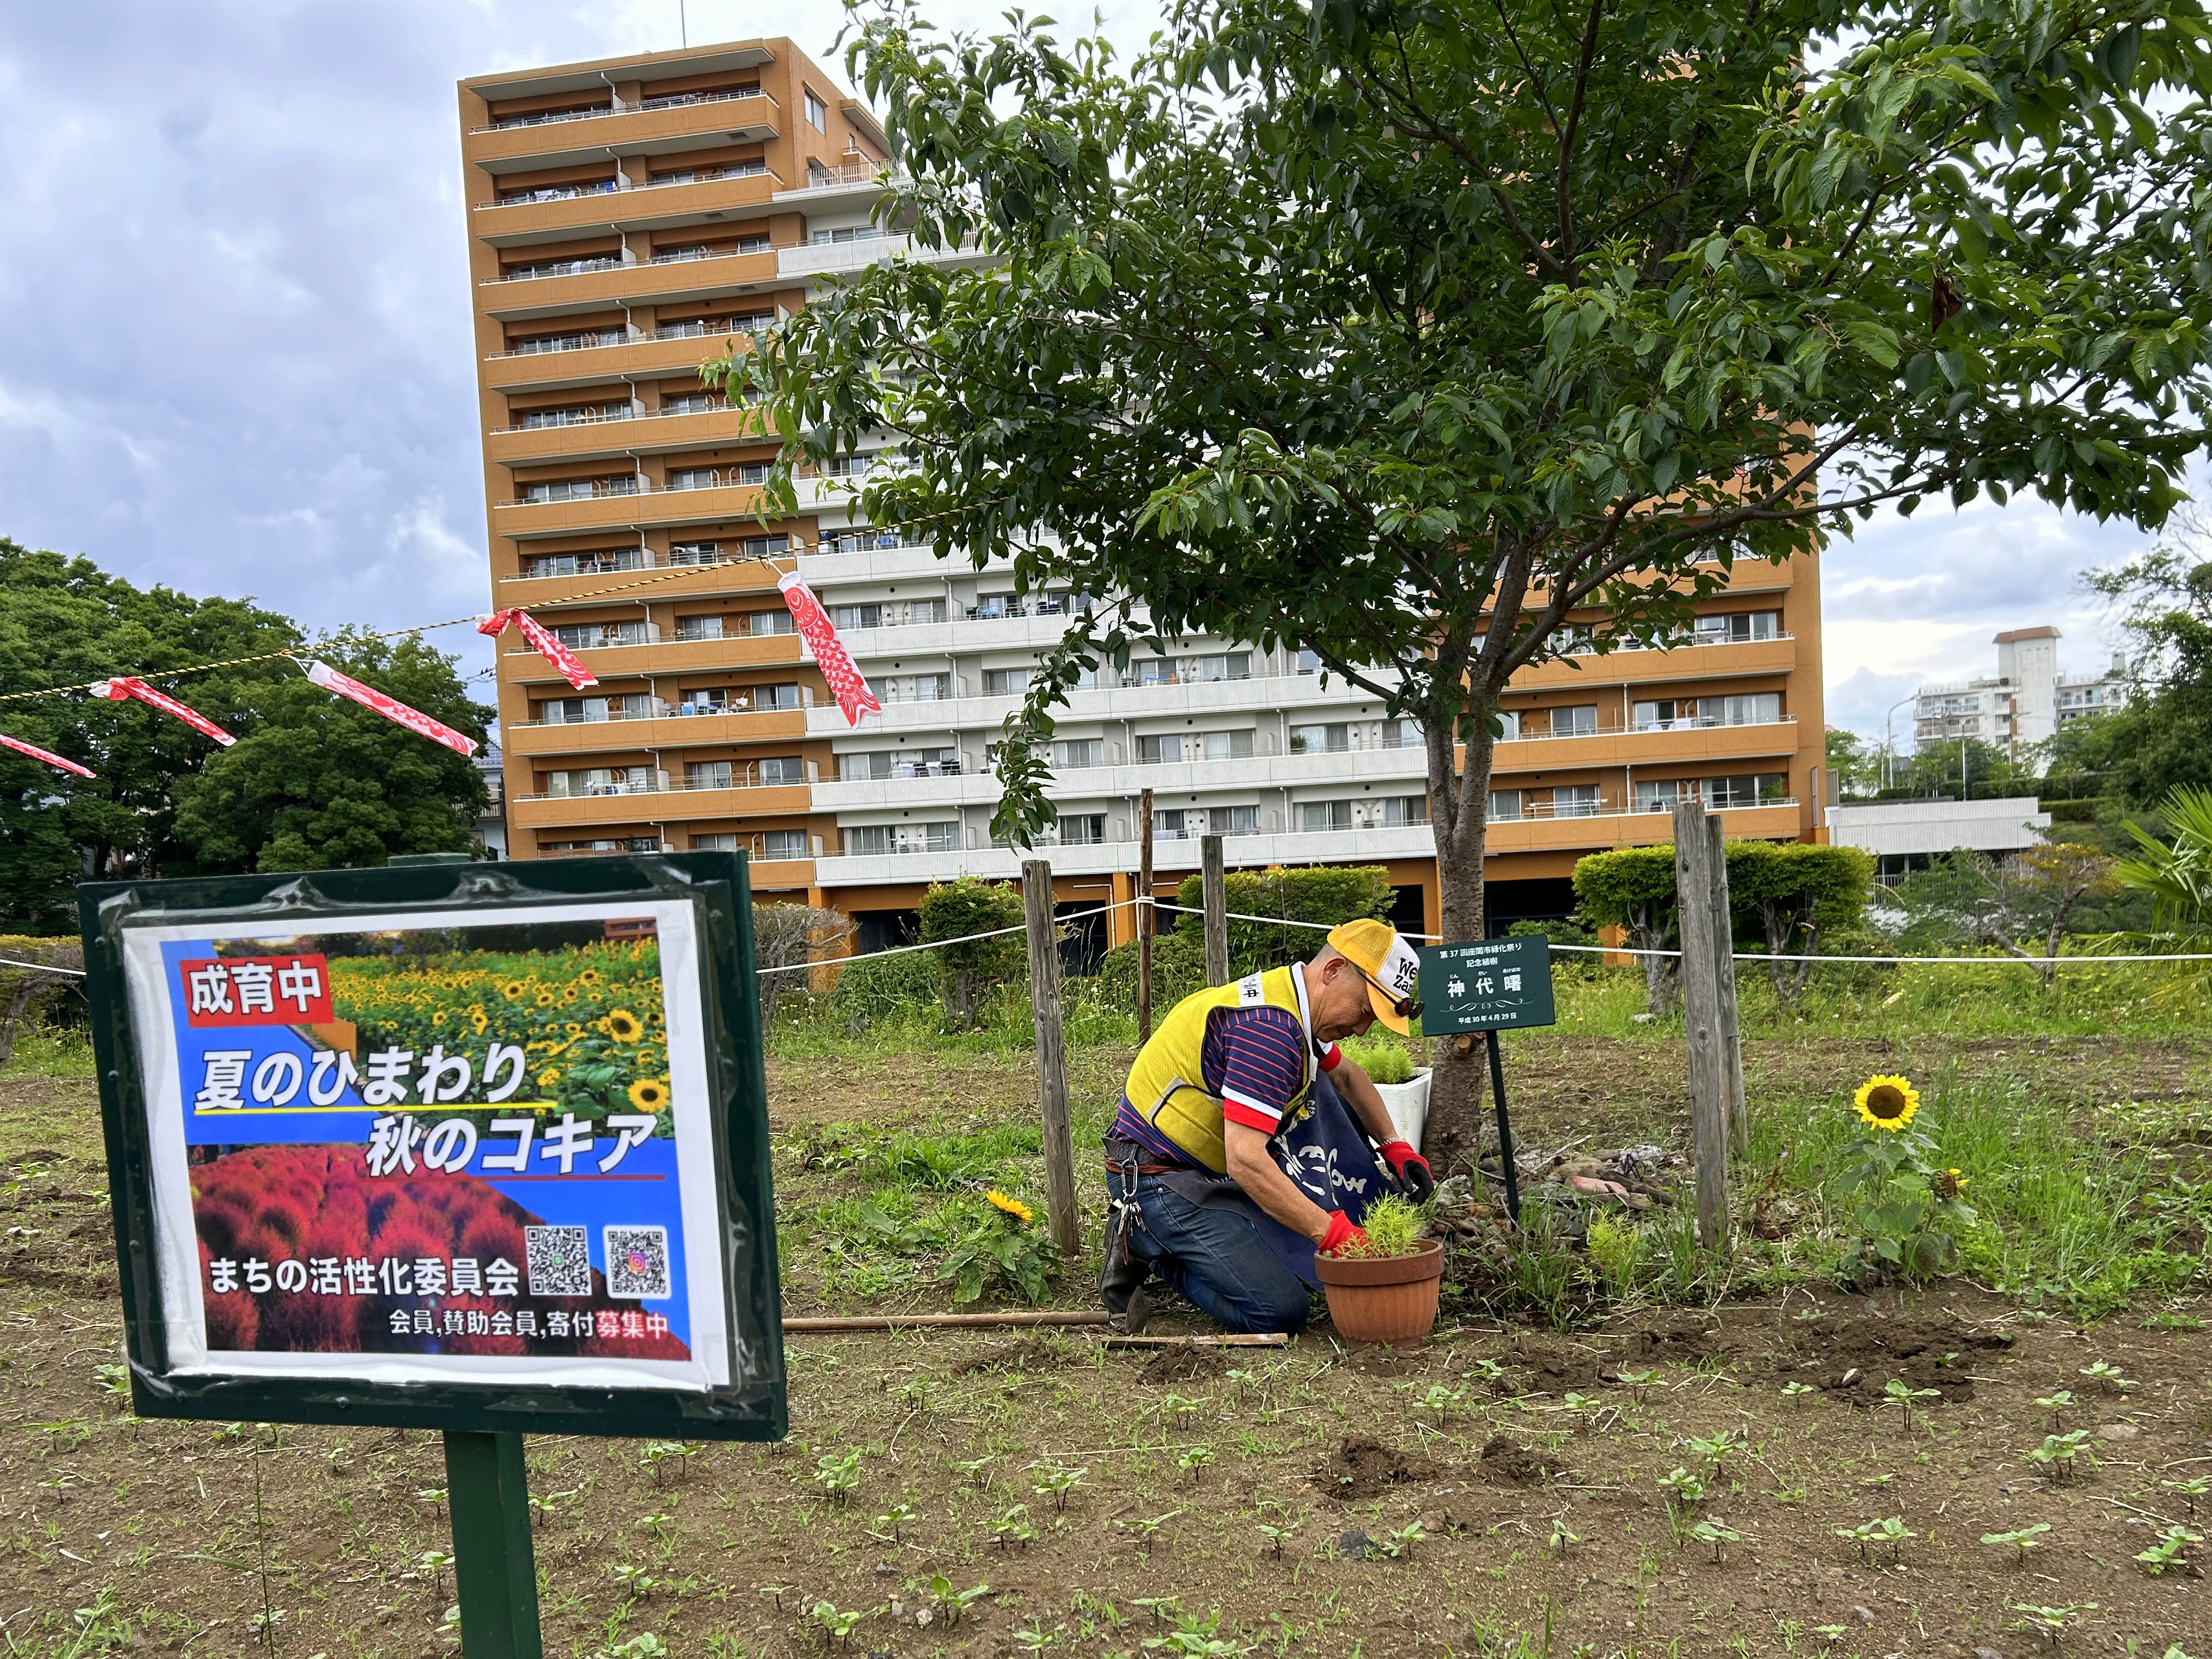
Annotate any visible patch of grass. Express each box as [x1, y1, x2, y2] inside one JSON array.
[[0, 1021, 95, 1078]]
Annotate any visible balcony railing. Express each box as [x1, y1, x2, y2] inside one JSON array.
[[504, 543, 796, 582], [501, 471, 772, 508], [474, 87, 776, 135], [485, 244, 778, 286], [511, 686, 818, 719], [789, 159, 882, 190], [517, 763, 818, 804], [1493, 715, 1799, 745]]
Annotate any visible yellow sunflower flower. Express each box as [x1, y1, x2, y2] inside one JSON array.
[[535, 990, 556, 1007], [431, 1010, 446, 1025], [564, 1022, 583, 1036], [985, 1190, 1033, 1224], [1935, 1167, 1969, 1198], [501, 980, 527, 1001], [1852, 1074, 1920, 1133], [577, 968, 601, 986], [603, 1009, 644, 1043], [538, 1068, 561, 1087], [470, 1009, 489, 1035], [628, 1078, 670, 1111]]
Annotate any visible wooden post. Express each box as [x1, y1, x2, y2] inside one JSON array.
[[1705, 813, 1748, 1155], [1672, 800, 1730, 1251], [1200, 833, 1230, 986], [1023, 859, 1081, 1257], [1137, 787, 1155, 1041], [444, 1431, 542, 1659]]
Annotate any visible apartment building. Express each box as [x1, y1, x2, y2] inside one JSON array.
[[462, 40, 1831, 942], [1913, 626, 2131, 759]]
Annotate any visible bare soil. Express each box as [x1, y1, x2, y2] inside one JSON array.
[[1, 1047, 2210, 1656]]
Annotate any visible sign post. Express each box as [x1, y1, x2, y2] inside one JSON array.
[[1416, 935, 1558, 1223], [75, 854, 787, 1653]]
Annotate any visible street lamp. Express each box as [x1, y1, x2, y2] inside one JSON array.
[[1883, 691, 1918, 792]]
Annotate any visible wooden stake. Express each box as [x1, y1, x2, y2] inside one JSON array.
[[1138, 787, 1155, 1040], [784, 1311, 1115, 1332], [1705, 813, 1747, 1155], [1024, 859, 1082, 1257], [1672, 799, 1730, 1251], [1201, 832, 1230, 986]]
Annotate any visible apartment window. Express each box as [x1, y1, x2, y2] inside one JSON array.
[[1289, 724, 1350, 756], [1132, 658, 1177, 687], [538, 693, 652, 725], [737, 461, 771, 486], [1706, 772, 1788, 807], [739, 534, 791, 558], [1359, 796, 1427, 828], [805, 89, 829, 131], [834, 603, 885, 631], [547, 766, 657, 798], [513, 327, 624, 355], [984, 668, 1030, 697], [1295, 649, 1320, 675], [676, 690, 731, 715], [1694, 610, 1782, 644], [686, 760, 734, 791], [503, 254, 621, 280], [1557, 625, 1596, 655], [1056, 813, 1107, 846], [1488, 789, 1523, 822], [1140, 730, 1252, 765], [549, 620, 654, 649], [1052, 739, 1103, 770], [825, 529, 906, 553], [844, 822, 959, 856], [1632, 699, 1689, 731], [1551, 784, 1602, 818], [1635, 779, 1681, 812], [667, 467, 720, 491], [546, 837, 660, 853], [742, 609, 796, 636], [809, 226, 882, 245], [1379, 719, 1423, 750], [661, 391, 719, 415], [673, 614, 725, 642], [1547, 704, 1599, 738], [754, 684, 802, 712], [691, 833, 739, 852], [519, 402, 628, 429], [525, 548, 644, 579], [761, 830, 811, 861], [758, 757, 808, 786], [826, 451, 880, 478], [1713, 692, 1781, 725], [669, 540, 722, 566], [1187, 653, 1252, 682], [880, 673, 952, 703], [1298, 800, 1355, 833], [1216, 805, 1260, 835], [522, 474, 638, 503]]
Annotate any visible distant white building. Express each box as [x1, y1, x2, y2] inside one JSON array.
[[1827, 796, 2053, 885], [476, 744, 508, 859], [1913, 627, 2129, 759]]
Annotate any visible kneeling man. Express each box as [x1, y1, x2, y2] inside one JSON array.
[[1100, 920, 1434, 1333]]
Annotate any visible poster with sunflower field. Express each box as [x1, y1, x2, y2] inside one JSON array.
[[88, 869, 778, 1422]]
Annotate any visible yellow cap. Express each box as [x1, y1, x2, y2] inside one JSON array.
[[1326, 918, 1420, 1036]]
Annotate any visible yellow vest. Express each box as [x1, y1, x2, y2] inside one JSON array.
[[1122, 966, 1318, 1174]]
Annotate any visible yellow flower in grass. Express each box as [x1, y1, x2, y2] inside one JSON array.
[[538, 1069, 561, 1087], [1852, 1074, 1920, 1133], [603, 1009, 644, 1043], [1935, 1167, 1969, 1198], [628, 1078, 669, 1112], [501, 980, 527, 1001], [535, 989, 556, 1007], [985, 1190, 1033, 1225], [470, 1009, 489, 1036], [564, 1022, 583, 1036], [431, 1010, 446, 1025]]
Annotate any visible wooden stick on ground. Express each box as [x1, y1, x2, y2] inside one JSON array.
[[1100, 1332, 1291, 1349], [783, 1311, 1117, 1332]]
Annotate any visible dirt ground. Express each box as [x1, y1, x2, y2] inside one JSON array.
[[2, 1039, 2210, 1657]]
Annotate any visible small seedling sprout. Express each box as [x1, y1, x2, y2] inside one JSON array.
[[1657, 1467, 1707, 1511], [810, 1599, 864, 1645], [1883, 1378, 1941, 1428], [926, 1573, 991, 1627], [1548, 1516, 1580, 1555], [2034, 1390, 2076, 1430], [812, 1446, 863, 1502], [1836, 1516, 1913, 1564], [2161, 1476, 2211, 1520], [993, 1504, 1037, 1549], [1780, 1380, 1815, 1401], [1689, 1519, 1742, 1563], [1981, 1522, 2053, 1562], [950, 1455, 993, 1486], [2011, 1603, 2094, 1645], [1128, 1509, 1182, 1552], [2134, 1524, 2202, 1576], [1178, 1444, 1215, 1483], [2025, 1431, 2095, 1483], [1035, 1464, 1088, 1513], [871, 1500, 918, 1542], [2079, 1360, 2137, 1394]]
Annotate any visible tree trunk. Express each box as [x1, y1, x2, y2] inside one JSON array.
[[1424, 717, 1492, 1178]]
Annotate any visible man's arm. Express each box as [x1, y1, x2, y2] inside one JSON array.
[[1223, 1120, 1334, 1245]]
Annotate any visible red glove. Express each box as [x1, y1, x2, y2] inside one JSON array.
[[1319, 1209, 1366, 1256], [1379, 1139, 1435, 1201]]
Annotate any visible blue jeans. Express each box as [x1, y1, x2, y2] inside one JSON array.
[[1108, 1172, 1312, 1334]]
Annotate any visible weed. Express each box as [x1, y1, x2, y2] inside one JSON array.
[[1142, 1608, 1249, 1655], [2142, 1310, 2205, 1330], [1982, 1522, 2053, 1562]]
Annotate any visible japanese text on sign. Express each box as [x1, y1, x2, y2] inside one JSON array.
[[1416, 935, 1558, 1033]]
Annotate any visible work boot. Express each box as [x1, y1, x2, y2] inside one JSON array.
[[1100, 1240, 1148, 1317]]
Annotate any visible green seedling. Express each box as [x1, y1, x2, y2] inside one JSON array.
[[2034, 1390, 2076, 1430], [1559, 1391, 1600, 1414], [1127, 1509, 1182, 1552], [811, 1599, 864, 1645], [417, 1547, 454, 1599], [1615, 1367, 1658, 1400], [639, 1440, 697, 1483], [2134, 1524, 2202, 1575], [1011, 1619, 1057, 1653], [1883, 1378, 1941, 1428], [1035, 1465, 1088, 1513], [1375, 1520, 1427, 1560], [2143, 1311, 2206, 1331], [1779, 1380, 1815, 1401], [1178, 1444, 1215, 1483], [1142, 1608, 1245, 1656], [1132, 1597, 1184, 1623], [1982, 1522, 2053, 1562], [950, 1456, 993, 1486], [1416, 1384, 1465, 1422], [93, 1363, 129, 1402], [812, 1446, 863, 1502], [870, 1500, 918, 1542], [2026, 1430, 2095, 1482], [2079, 1360, 2137, 1394], [1685, 1431, 1741, 1474], [1256, 1519, 1294, 1559], [926, 1573, 991, 1627], [1470, 1358, 1510, 1383], [2012, 1603, 2094, 1643], [610, 1560, 658, 1595], [1791, 1305, 1826, 1321], [606, 1636, 666, 1659], [1836, 1516, 1913, 1564], [1656, 1467, 1706, 1510], [993, 1504, 1037, 1549], [1547, 1517, 1580, 1555], [2161, 1476, 2211, 1520], [1160, 1393, 1207, 1423], [1861, 1471, 1896, 1490], [1689, 1520, 1742, 1564]]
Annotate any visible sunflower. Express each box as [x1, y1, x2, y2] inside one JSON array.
[[985, 1190, 1033, 1224], [564, 1021, 583, 1036], [535, 989, 556, 1007], [577, 968, 602, 986], [603, 1009, 644, 1043], [538, 1068, 561, 1087], [470, 1009, 489, 1035], [1852, 1074, 1920, 1132], [431, 1010, 446, 1025], [501, 980, 527, 1001], [1935, 1167, 1970, 1199], [628, 1078, 670, 1112]]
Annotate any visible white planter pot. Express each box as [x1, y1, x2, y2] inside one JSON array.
[[1370, 1068, 1433, 1153]]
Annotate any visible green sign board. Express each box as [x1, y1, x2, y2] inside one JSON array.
[[1417, 936, 1558, 1033]]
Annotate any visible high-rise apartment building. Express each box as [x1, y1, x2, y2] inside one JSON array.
[[1913, 627, 2130, 759], [461, 40, 1831, 943]]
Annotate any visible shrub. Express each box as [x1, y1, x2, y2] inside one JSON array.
[[1169, 866, 1393, 975], [1099, 929, 1207, 1014], [919, 877, 1027, 1027], [829, 949, 942, 1023], [1340, 1036, 1416, 1084], [1331, 1192, 1427, 1259]]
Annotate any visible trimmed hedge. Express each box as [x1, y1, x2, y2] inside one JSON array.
[[1168, 864, 1394, 977]]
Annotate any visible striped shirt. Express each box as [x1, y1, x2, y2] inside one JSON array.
[[1109, 1004, 1342, 1168]]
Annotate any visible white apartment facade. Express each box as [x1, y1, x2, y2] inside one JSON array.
[[1914, 626, 2130, 758]]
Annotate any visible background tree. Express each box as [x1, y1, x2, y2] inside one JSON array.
[[1570, 846, 1681, 1015], [1891, 734, 2035, 802], [2114, 784, 2212, 940], [1896, 842, 2123, 984], [730, 0, 2212, 1165], [0, 542, 490, 927], [750, 903, 858, 1029], [917, 876, 1027, 1027], [2072, 535, 2212, 807], [1728, 843, 1876, 1005], [1827, 728, 1882, 801]]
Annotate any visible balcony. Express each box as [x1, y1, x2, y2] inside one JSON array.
[[772, 159, 890, 203], [482, 330, 758, 395], [493, 474, 770, 539], [473, 163, 785, 248], [465, 84, 783, 173], [503, 703, 812, 755], [805, 669, 1374, 737], [496, 552, 794, 605], [1505, 632, 1802, 691], [509, 771, 814, 831], [478, 246, 783, 324], [486, 401, 773, 467], [1490, 716, 1801, 775], [776, 231, 993, 283]]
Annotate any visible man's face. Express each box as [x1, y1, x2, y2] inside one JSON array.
[[1310, 955, 1378, 1043]]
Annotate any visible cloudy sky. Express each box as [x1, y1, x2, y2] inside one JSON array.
[[0, 0, 2167, 743]]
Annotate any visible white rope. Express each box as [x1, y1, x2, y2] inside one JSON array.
[[0, 956, 81, 977], [1151, 901, 1442, 942], [756, 898, 1133, 975]]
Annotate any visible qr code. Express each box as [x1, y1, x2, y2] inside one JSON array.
[[604, 1225, 671, 1300], [524, 1225, 591, 1297]]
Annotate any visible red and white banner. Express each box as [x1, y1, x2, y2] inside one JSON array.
[[778, 573, 881, 726], [0, 732, 95, 778], [93, 676, 236, 747], [303, 660, 479, 757], [478, 609, 597, 690]]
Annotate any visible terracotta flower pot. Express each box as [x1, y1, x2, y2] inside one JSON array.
[[1314, 1237, 1446, 1346]]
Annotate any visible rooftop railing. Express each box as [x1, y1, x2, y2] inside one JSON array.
[[474, 87, 776, 135]]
